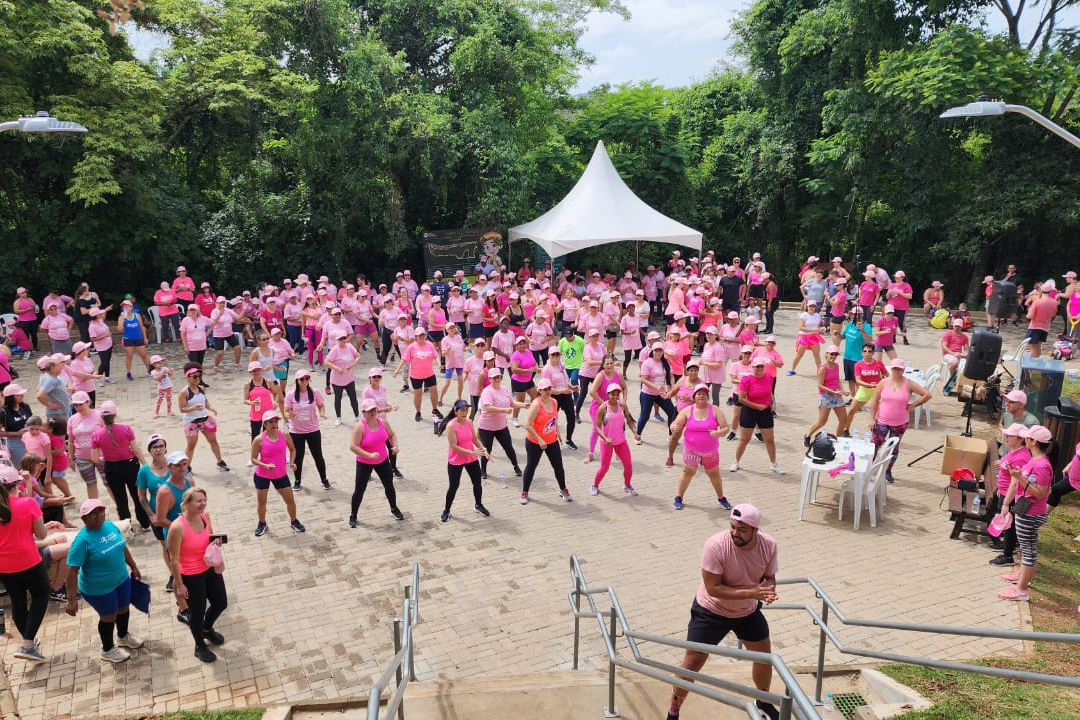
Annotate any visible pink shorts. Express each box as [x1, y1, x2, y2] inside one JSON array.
[[183, 416, 218, 437], [356, 322, 377, 336], [683, 449, 720, 471], [796, 333, 824, 348]]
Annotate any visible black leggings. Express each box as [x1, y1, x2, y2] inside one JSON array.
[[187, 349, 206, 366], [333, 381, 359, 418], [17, 320, 38, 351], [1048, 476, 1077, 507], [575, 375, 597, 416], [622, 348, 641, 372], [894, 308, 907, 333], [522, 440, 566, 493], [97, 346, 113, 379], [445, 461, 483, 511], [554, 393, 577, 443], [0, 559, 50, 642], [291, 430, 327, 484], [352, 459, 398, 516], [182, 568, 228, 650], [103, 458, 152, 529], [469, 394, 480, 420], [479, 427, 520, 475]]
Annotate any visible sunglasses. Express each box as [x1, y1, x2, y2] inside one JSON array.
[[150, 444, 166, 450], [370, 375, 382, 379]]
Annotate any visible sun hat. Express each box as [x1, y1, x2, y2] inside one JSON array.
[[730, 503, 761, 528], [80, 499, 107, 516], [71, 391, 91, 405]]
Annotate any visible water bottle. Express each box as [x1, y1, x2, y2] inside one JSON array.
[[500, 471, 506, 489], [972, 494, 982, 514], [823, 693, 834, 712]]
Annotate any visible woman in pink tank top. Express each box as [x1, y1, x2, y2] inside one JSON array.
[[348, 399, 403, 525], [584, 356, 625, 464], [669, 384, 731, 510], [590, 384, 640, 495], [249, 410, 303, 536], [435, 400, 491, 522], [804, 344, 849, 444], [167, 486, 228, 663], [870, 360, 931, 482]]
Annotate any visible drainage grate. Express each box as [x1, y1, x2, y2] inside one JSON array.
[[832, 693, 867, 720]]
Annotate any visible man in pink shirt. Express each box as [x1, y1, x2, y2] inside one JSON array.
[[939, 320, 969, 381], [668, 504, 779, 720], [1026, 281, 1059, 357]]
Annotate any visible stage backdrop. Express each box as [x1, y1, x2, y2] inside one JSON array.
[[422, 227, 503, 279]]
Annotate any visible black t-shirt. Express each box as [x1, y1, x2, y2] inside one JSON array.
[[75, 297, 96, 326], [720, 275, 743, 307], [0, 402, 32, 432]]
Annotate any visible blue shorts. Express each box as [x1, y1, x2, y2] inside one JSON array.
[[443, 367, 463, 379], [80, 574, 132, 616]]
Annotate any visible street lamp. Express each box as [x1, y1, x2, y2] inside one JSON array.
[[940, 97, 1080, 150], [0, 111, 88, 134]]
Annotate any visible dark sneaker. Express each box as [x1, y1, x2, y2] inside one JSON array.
[[293, 480, 301, 490], [254, 521, 268, 537], [14, 644, 46, 662], [474, 504, 490, 517], [726, 431, 736, 441], [216, 460, 230, 472], [321, 479, 331, 489], [513, 466, 522, 477], [885, 471, 895, 483], [348, 517, 358, 529], [177, 609, 192, 625], [565, 439, 578, 450], [989, 554, 1015, 566], [756, 700, 780, 720], [718, 496, 732, 511], [165, 576, 174, 593], [390, 507, 404, 521], [432, 408, 444, 419], [194, 645, 217, 663], [203, 628, 225, 645], [754, 431, 764, 443], [440, 510, 450, 523], [414, 412, 422, 422], [290, 518, 306, 533], [481, 471, 488, 480], [392, 469, 404, 479], [673, 496, 684, 510], [49, 587, 68, 602]]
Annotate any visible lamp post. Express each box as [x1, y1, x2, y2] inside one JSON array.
[[0, 111, 88, 134], [940, 98, 1080, 150]]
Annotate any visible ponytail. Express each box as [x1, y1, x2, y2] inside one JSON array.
[[434, 413, 454, 437], [0, 483, 9, 525]]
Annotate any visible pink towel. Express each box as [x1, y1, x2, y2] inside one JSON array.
[[828, 453, 856, 478]]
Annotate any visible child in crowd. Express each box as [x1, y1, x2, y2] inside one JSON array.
[[19, 453, 74, 526], [150, 354, 174, 417], [46, 417, 73, 498]]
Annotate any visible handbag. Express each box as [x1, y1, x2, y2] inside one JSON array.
[[1012, 496, 1034, 515], [204, 541, 225, 574], [130, 575, 151, 614]]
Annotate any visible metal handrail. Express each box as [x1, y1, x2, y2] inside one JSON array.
[[569, 554, 815, 720], [569, 554, 1080, 720], [368, 563, 421, 720]]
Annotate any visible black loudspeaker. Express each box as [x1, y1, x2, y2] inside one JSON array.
[[988, 281, 1018, 319], [964, 328, 1002, 381]]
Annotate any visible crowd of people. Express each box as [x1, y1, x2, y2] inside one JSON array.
[[1, 250, 1078, 682]]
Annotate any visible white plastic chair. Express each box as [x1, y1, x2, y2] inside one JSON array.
[[0, 313, 15, 326], [1000, 337, 1030, 378], [839, 451, 890, 528], [146, 306, 163, 345], [912, 372, 939, 429]]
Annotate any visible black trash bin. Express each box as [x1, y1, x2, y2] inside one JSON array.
[[1043, 399, 1080, 477]]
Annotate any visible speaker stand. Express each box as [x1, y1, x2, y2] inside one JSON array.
[[907, 393, 977, 467]]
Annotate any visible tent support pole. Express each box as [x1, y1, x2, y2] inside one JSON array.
[[635, 241, 640, 271]]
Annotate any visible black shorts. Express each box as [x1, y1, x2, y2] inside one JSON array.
[[151, 525, 165, 542], [511, 378, 535, 393], [686, 599, 769, 646], [686, 317, 701, 333], [213, 335, 240, 350], [829, 315, 845, 325], [875, 344, 894, 353], [739, 405, 774, 430], [122, 337, 145, 348], [1026, 328, 1048, 343], [748, 285, 765, 299], [468, 323, 485, 339], [605, 329, 618, 340], [410, 375, 436, 390], [427, 330, 445, 345], [484, 325, 497, 338], [254, 474, 291, 491], [843, 359, 856, 382]]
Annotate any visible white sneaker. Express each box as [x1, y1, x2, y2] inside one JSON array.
[[511, 418, 520, 428], [770, 463, 785, 476], [117, 633, 144, 649], [729, 461, 740, 472], [101, 646, 131, 663], [334, 418, 342, 426], [246, 460, 254, 468]]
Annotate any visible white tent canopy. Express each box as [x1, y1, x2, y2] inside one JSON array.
[[509, 140, 703, 258]]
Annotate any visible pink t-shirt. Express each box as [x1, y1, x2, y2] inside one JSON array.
[[1068, 442, 1080, 491], [696, 529, 778, 618], [700, 342, 725, 384], [404, 341, 439, 379], [997, 446, 1032, 495], [1018, 455, 1053, 515], [88, 319, 113, 351], [491, 331, 515, 369], [40, 313, 71, 340], [68, 410, 104, 460], [858, 280, 879, 306], [887, 282, 912, 310], [579, 343, 605, 380], [0, 497, 43, 573], [876, 378, 910, 426], [447, 419, 477, 466], [210, 309, 237, 338], [180, 315, 208, 351], [525, 322, 553, 352], [940, 330, 969, 355], [446, 296, 466, 323], [326, 343, 360, 386], [247, 381, 274, 421], [510, 350, 537, 383], [478, 385, 512, 431], [752, 348, 783, 378], [464, 357, 486, 397], [738, 372, 772, 406], [541, 363, 571, 392], [441, 334, 465, 369], [1028, 297, 1057, 332], [21, 429, 51, 463], [285, 388, 324, 434], [875, 315, 899, 347], [90, 423, 136, 462], [361, 384, 389, 410], [70, 357, 97, 392]]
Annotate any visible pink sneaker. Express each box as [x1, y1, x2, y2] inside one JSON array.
[[997, 586, 1029, 601], [664, 457, 674, 467], [1000, 572, 1020, 584]]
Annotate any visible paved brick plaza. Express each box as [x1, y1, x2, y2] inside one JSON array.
[[1, 312, 1028, 719]]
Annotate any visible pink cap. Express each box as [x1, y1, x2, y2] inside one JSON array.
[[931, 280, 943, 288], [751, 357, 766, 367], [536, 378, 552, 390], [745, 317, 759, 324], [1064, 271, 1077, 279], [604, 383, 622, 394], [692, 383, 709, 395], [176, 265, 186, 272], [727, 311, 739, 319], [1004, 389, 1027, 404], [685, 358, 700, 368], [216, 296, 227, 302], [1041, 280, 1055, 292], [15, 287, 27, 294], [120, 299, 133, 307], [740, 344, 754, 353], [185, 367, 201, 377], [1027, 425, 1052, 443], [482, 351, 495, 361], [36, 357, 51, 370], [368, 367, 383, 378], [361, 398, 379, 412], [149, 354, 164, 364], [588, 328, 601, 337], [952, 319, 963, 327], [1001, 423, 1027, 437], [864, 270, 875, 277], [765, 335, 777, 343], [704, 326, 718, 334], [832, 256, 842, 262], [73, 341, 92, 354], [80, 499, 107, 517], [248, 361, 263, 371], [889, 358, 906, 369], [3, 383, 27, 397], [487, 367, 502, 378], [50, 353, 70, 363], [71, 390, 91, 405], [983, 275, 994, 284], [730, 503, 761, 528], [514, 335, 528, 344], [100, 400, 118, 416], [673, 311, 688, 320], [261, 410, 281, 422], [894, 270, 905, 278], [473, 338, 486, 346], [414, 327, 426, 335], [883, 304, 895, 313], [826, 344, 840, 354], [295, 369, 312, 380], [650, 342, 665, 352]]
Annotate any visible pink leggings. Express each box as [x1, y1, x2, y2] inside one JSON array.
[[155, 387, 173, 415], [305, 327, 323, 365], [588, 400, 601, 453], [593, 440, 632, 486]]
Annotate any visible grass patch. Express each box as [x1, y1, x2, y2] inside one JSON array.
[[139, 711, 264, 720], [879, 495, 1080, 719]]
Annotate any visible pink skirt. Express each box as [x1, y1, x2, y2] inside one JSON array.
[[797, 333, 824, 347]]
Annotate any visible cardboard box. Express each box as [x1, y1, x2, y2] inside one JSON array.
[[940, 434, 988, 476], [947, 486, 985, 515]]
